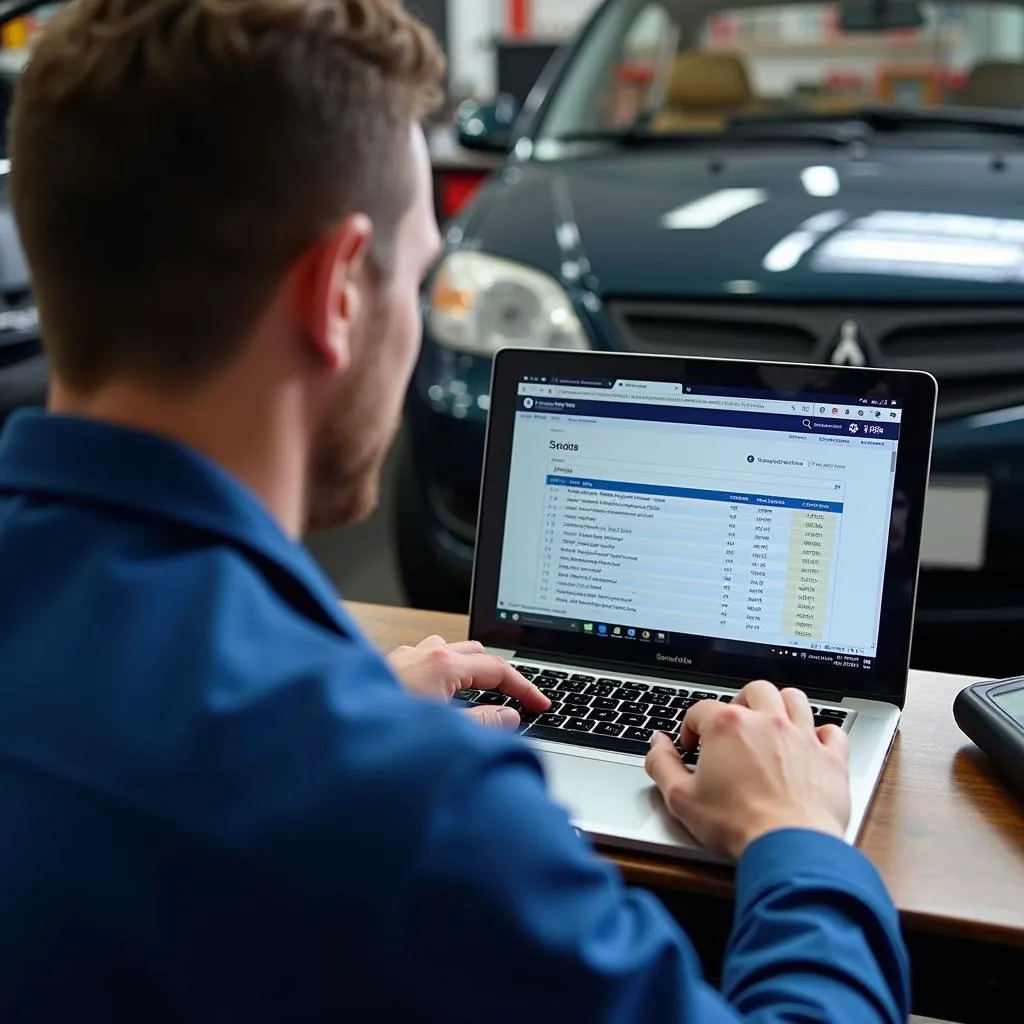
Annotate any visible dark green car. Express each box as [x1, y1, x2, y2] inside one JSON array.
[[399, 0, 1024, 677]]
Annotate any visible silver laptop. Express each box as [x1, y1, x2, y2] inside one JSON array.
[[461, 350, 937, 863]]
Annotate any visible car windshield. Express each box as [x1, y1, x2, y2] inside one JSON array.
[[0, 4, 65, 157], [535, 0, 1024, 151]]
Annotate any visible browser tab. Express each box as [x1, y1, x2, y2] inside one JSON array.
[[613, 380, 682, 395]]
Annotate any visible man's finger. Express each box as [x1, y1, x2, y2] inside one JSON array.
[[678, 698, 733, 752], [416, 635, 448, 650], [467, 705, 520, 730], [781, 687, 814, 729], [734, 679, 786, 714], [457, 654, 551, 711], [645, 732, 696, 819], [817, 723, 850, 761], [441, 640, 487, 655]]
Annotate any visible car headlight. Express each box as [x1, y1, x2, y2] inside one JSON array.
[[428, 252, 590, 355]]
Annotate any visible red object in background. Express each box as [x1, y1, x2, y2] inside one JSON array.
[[944, 69, 967, 94], [439, 170, 489, 220], [825, 70, 865, 93], [616, 63, 656, 85], [508, 0, 530, 39]]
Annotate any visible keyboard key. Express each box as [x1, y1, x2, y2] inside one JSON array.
[[535, 677, 563, 688], [453, 689, 478, 703], [719, 695, 734, 703], [512, 665, 539, 675], [623, 726, 653, 743], [571, 674, 595, 683], [539, 687, 562, 701], [560, 680, 587, 694], [525, 724, 649, 757], [648, 717, 678, 733], [591, 697, 619, 711], [681, 748, 700, 766], [507, 701, 541, 726], [594, 722, 626, 738], [537, 714, 567, 728], [588, 708, 620, 724], [819, 708, 848, 720], [670, 696, 695, 712], [597, 678, 622, 686], [544, 670, 569, 679], [613, 687, 641, 702], [814, 715, 845, 730], [646, 692, 672, 707], [585, 683, 616, 698], [617, 712, 647, 728], [565, 717, 595, 733], [626, 682, 651, 691], [691, 691, 719, 701], [653, 685, 677, 694], [562, 704, 590, 720], [475, 692, 510, 706], [619, 702, 651, 716], [560, 692, 593, 707]]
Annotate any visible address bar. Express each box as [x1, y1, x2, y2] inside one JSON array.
[[520, 385, 782, 412], [674, 395, 771, 412]]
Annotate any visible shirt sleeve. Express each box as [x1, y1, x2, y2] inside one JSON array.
[[724, 829, 910, 1023], [374, 747, 909, 1024]]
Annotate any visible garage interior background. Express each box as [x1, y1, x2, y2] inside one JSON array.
[[305, 0, 1019, 628]]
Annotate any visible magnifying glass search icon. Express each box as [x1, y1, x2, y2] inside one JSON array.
[[802, 418, 812, 429]]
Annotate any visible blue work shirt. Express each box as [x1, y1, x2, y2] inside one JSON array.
[[0, 411, 910, 1022]]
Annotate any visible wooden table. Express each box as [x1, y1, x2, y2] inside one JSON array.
[[347, 602, 1024, 1021]]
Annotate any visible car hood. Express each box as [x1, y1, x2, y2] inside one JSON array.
[[469, 145, 1024, 302]]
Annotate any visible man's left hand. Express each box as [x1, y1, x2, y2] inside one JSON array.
[[388, 636, 550, 730]]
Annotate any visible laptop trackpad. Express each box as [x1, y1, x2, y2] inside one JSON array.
[[538, 749, 654, 831]]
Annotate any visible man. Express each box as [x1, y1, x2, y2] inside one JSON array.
[[0, 0, 908, 1020]]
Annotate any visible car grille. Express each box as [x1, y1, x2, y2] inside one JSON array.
[[606, 300, 1024, 419]]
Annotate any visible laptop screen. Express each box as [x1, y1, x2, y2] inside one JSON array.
[[471, 352, 936, 702]]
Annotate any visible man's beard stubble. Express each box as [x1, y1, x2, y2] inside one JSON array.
[[304, 409, 401, 533], [303, 285, 405, 534]]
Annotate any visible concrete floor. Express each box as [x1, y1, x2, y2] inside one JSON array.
[[303, 439, 408, 608]]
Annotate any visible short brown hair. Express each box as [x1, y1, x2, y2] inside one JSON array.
[[9, 0, 444, 391]]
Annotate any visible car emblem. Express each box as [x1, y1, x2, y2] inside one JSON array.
[[829, 320, 868, 367]]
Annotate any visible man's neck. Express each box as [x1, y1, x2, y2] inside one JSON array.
[[49, 379, 310, 538]]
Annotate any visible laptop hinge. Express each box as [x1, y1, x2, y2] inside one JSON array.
[[503, 648, 855, 703]]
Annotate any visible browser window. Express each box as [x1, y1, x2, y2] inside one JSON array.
[[497, 377, 901, 660]]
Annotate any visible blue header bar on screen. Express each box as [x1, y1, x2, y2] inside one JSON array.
[[546, 475, 845, 513], [517, 396, 902, 440]]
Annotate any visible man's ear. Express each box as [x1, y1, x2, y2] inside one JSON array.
[[299, 214, 374, 372]]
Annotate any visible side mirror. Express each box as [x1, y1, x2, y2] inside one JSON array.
[[456, 94, 521, 153]]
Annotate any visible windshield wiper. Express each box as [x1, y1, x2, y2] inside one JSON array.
[[552, 122, 867, 147], [728, 105, 1024, 139]]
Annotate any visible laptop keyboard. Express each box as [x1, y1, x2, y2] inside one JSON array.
[[457, 663, 851, 762]]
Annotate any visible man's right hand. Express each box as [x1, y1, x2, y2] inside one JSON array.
[[645, 680, 851, 860]]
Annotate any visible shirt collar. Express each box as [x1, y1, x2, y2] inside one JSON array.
[[0, 410, 351, 637]]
